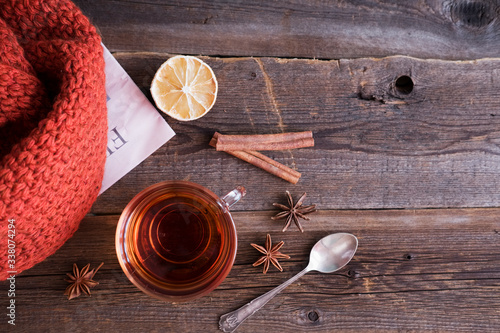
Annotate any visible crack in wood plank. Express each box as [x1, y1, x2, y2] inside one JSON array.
[[254, 58, 300, 169], [254, 58, 285, 133]]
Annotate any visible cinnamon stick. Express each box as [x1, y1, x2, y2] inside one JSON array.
[[215, 131, 314, 151], [210, 134, 301, 184], [245, 150, 302, 179]]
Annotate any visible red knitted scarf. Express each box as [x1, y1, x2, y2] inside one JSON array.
[[0, 0, 107, 279]]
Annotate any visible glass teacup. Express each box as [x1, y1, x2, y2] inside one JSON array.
[[116, 181, 245, 302]]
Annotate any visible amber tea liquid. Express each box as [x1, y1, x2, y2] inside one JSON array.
[[117, 181, 241, 301], [128, 190, 229, 289]]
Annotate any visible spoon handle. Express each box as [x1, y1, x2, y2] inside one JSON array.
[[219, 268, 309, 332]]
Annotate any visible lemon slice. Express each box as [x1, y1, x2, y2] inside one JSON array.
[[151, 55, 218, 121]]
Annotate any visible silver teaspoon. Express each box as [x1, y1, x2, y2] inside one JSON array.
[[219, 232, 358, 332]]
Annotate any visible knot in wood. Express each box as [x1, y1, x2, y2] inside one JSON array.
[[404, 253, 415, 260], [394, 75, 414, 95], [308, 310, 320, 322], [448, 0, 497, 28], [347, 269, 361, 278]]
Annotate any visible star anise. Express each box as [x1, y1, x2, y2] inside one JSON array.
[[64, 262, 104, 300], [272, 191, 316, 232], [251, 234, 290, 274]]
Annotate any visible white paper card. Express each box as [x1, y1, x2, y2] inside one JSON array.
[[99, 45, 175, 195]]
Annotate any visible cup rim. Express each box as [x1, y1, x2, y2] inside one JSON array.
[[115, 180, 238, 302]]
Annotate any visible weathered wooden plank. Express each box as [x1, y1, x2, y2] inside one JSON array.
[[74, 0, 500, 60], [3, 209, 500, 332], [92, 54, 500, 214]]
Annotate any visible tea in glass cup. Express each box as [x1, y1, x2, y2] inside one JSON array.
[[116, 181, 245, 302]]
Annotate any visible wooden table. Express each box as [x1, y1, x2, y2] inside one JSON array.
[[4, 1, 500, 331]]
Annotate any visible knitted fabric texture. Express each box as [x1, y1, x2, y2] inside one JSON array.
[[0, 0, 107, 280]]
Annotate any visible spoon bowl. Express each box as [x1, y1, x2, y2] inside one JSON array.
[[308, 233, 358, 273], [219, 232, 358, 332]]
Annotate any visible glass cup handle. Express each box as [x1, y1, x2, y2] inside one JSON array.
[[221, 186, 246, 210]]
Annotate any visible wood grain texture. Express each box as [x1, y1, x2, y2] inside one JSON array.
[[74, 0, 500, 60], [6, 2, 500, 332], [92, 53, 500, 214], [2, 209, 499, 332]]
